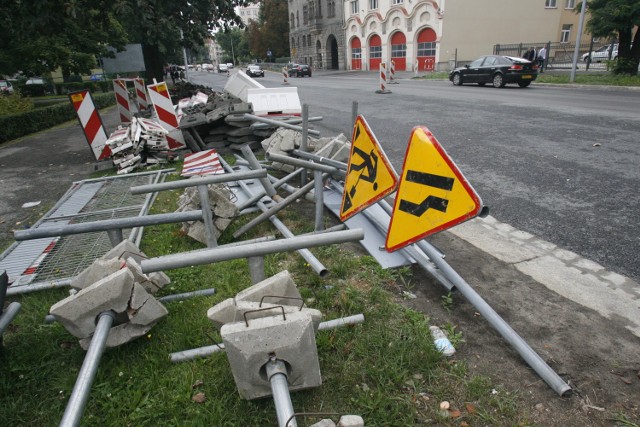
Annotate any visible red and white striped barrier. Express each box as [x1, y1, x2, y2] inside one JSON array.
[[375, 63, 391, 94], [68, 90, 112, 161], [181, 149, 224, 177], [282, 67, 289, 85], [389, 60, 398, 84], [113, 79, 132, 124], [134, 78, 149, 111], [146, 81, 186, 150]]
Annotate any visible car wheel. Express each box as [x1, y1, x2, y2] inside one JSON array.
[[518, 81, 531, 88], [452, 73, 463, 86], [478, 82, 486, 86], [492, 73, 505, 88]]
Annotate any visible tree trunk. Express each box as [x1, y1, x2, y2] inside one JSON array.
[[142, 43, 167, 83]]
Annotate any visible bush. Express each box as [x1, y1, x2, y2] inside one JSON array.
[[0, 92, 115, 143], [54, 80, 111, 94], [0, 93, 33, 115]]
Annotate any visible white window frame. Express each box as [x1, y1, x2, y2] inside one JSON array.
[[392, 0, 403, 5], [565, 0, 575, 9], [351, 0, 358, 15], [369, 45, 382, 58], [352, 47, 362, 59], [369, 0, 378, 10], [561, 24, 572, 43], [545, 0, 557, 8]]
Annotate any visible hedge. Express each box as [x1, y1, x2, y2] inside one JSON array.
[[0, 92, 116, 144]]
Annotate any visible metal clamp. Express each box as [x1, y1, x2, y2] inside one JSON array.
[[259, 295, 305, 311], [243, 306, 286, 327]]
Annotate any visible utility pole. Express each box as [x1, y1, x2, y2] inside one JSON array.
[[570, 0, 588, 83]]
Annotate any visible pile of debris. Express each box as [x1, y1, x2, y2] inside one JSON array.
[[106, 117, 175, 174]]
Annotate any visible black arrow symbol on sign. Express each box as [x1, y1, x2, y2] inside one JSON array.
[[398, 171, 455, 217]]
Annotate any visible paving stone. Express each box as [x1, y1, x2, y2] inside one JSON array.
[[309, 420, 336, 427], [337, 415, 365, 427]]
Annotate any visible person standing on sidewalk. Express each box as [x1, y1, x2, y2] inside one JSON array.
[[537, 46, 547, 73]]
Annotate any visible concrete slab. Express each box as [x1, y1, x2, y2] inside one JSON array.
[[221, 310, 321, 399], [235, 270, 301, 306], [207, 299, 322, 331], [70, 258, 123, 290]]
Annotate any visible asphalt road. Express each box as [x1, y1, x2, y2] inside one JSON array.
[[193, 69, 640, 283]]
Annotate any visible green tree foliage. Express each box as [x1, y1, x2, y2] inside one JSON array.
[[216, 28, 251, 65], [0, 0, 128, 78], [247, 0, 290, 62], [586, 0, 640, 74]]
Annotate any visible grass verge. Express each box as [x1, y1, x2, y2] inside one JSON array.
[[0, 169, 536, 426]]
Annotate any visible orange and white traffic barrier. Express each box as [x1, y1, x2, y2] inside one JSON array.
[[68, 90, 112, 161], [282, 67, 289, 85], [375, 63, 391, 94], [113, 79, 132, 124], [134, 78, 149, 111], [146, 81, 186, 150]]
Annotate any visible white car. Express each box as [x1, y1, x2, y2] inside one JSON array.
[[582, 44, 618, 62], [0, 80, 15, 95], [201, 63, 214, 71], [218, 63, 228, 73]]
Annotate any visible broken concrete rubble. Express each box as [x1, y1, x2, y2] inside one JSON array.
[[175, 183, 239, 244]]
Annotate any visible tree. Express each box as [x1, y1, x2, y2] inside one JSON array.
[[215, 28, 251, 65], [586, 0, 640, 74], [0, 0, 128, 78], [247, 0, 290, 62]]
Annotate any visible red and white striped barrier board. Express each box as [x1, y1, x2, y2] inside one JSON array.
[[134, 78, 149, 110], [282, 67, 289, 85], [69, 90, 112, 161], [146, 81, 186, 150], [375, 63, 391, 94], [390, 60, 396, 83], [22, 238, 59, 276], [113, 79, 132, 123], [181, 149, 224, 177]]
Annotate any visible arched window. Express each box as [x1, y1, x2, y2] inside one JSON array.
[[296, 11, 299, 27], [303, 6, 308, 24], [317, 0, 322, 17], [290, 13, 295, 29]]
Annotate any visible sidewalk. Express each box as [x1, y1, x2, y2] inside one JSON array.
[[0, 106, 121, 250]]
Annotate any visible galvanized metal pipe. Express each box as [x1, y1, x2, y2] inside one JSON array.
[[7, 278, 73, 296], [300, 104, 310, 186], [158, 288, 217, 303], [318, 313, 364, 331], [250, 116, 323, 130], [237, 168, 304, 211], [197, 185, 218, 248], [14, 211, 204, 241], [129, 169, 267, 194], [232, 178, 320, 239], [351, 101, 358, 132], [266, 152, 342, 176], [376, 199, 571, 397], [170, 343, 226, 363], [141, 229, 363, 273], [59, 311, 115, 427], [291, 150, 348, 171], [267, 358, 297, 427], [106, 229, 124, 246], [243, 113, 320, 136], [0, 302, 21, 336], [169, 314, 363, 363], [74, 168, 176, 185], [314, 170, 324, 232], [241, 145, 279, 199], [219, 157, 330, 277], [129, 170, 167, 246]]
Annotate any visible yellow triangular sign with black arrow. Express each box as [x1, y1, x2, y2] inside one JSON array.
[[386, 126, 483, 252], [340, 115, 399, 221]]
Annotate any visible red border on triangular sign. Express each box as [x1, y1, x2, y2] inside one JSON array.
[[385, 126, 483, 252]]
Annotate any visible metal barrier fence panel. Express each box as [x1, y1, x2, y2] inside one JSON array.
[[493, 41, 616, 70]]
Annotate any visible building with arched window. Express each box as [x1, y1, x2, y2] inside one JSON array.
[[288, 0, 345, 69]]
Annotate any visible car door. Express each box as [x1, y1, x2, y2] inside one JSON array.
[[464, 58, 485, 83], [478, 56, 498, 83]]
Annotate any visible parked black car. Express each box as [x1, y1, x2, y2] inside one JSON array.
[[449, 55, 538, 88], [288, 64, 312, 77], [246, 64, 264, 77]]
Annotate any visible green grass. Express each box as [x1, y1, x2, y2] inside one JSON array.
[[1, 170, 540, 426], [412, 70, 640, 86]]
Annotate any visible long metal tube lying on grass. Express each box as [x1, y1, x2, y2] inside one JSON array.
[[14, 211, 204, 241], [169, 314, 365, 363], [141, 228, 363, 273], [59, 311, 115, 427]]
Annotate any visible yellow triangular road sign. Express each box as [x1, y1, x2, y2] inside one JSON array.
[[340, 115, 398, 221], [386, 126, 482, 252]]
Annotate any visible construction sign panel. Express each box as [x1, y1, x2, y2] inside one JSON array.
[[385, 126, 482, 252], [340, 115, 398, 221], [68, 90, 111, 161], [147, 81, 186, 150]]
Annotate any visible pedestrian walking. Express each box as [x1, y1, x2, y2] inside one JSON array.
[[537, 46, 547, 73]]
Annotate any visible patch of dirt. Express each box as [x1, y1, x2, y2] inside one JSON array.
[[399, 231, 640, 426]]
